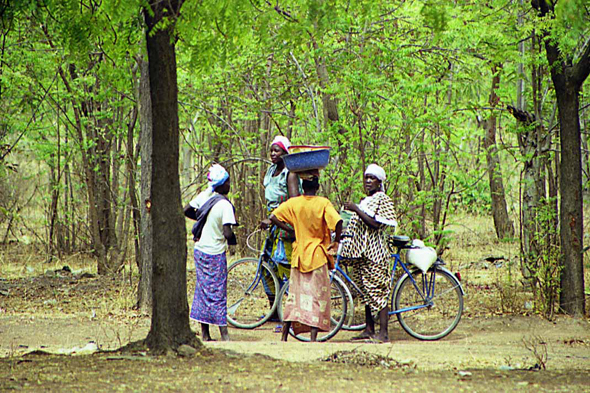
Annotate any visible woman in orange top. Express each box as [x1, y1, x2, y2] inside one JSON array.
[[269, 173, 342, 342]]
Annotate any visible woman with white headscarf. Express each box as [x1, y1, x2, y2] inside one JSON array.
[[340, 164, 397, 343], [184, 164, 237, 341]]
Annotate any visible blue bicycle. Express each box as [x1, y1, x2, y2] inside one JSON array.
[[279, 234, 465, 341], [226, 228, 282, 329], [334, 234, 465, 340], [226, 227, 346, 333]]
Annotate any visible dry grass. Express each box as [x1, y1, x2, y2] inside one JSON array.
[[0, 243, 98, 279], [2, 213, 588, 320]]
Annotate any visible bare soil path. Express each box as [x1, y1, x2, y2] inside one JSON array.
[[2, 311, 590, 391], [1, 269, 589, 391]]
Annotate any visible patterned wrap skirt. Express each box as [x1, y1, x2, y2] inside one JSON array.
[[283, 264, 331, 334], [190, 249, 227, 326], [345, 256, 391, 314], [340, 192, 397, 314]]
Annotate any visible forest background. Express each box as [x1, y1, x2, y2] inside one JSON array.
[[1, 0, 589, 353]]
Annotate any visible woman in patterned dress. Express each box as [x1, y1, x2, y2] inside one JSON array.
[[340, 164, 397, 342]]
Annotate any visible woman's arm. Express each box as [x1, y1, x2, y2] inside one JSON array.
[[328, 220, 343, 255], [286, 172, 300, 198], [269, 214, 295, 235], [184, 204, 197, 220], [223, 224, 237, 245], [343, 202, 380, 230], [333, 219, 343, 242]]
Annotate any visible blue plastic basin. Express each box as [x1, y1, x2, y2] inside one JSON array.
[[282, 149, 330, 172]]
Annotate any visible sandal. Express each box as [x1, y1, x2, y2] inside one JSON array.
[[273, 324, 283, 333]]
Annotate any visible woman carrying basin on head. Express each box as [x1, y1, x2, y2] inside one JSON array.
[[260, 136, 302, 325]]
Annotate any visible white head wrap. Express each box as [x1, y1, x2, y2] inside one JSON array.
[[271, 135, 291, 153], [207, 164, 229, 192], [365, 164, 386, 181], [365, 164, 386, 190]]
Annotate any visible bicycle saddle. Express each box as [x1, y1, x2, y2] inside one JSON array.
[[390, 235, 411, 247]]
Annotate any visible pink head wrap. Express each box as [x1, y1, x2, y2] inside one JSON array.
[[271, 135, 291, 153]]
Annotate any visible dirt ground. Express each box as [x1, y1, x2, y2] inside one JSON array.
[[1, 270, 590, 391]]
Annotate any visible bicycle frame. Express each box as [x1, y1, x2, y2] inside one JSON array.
[[231, 232, 275, 301], [245, 227, 288, 294], [331, 247, 460, 317]]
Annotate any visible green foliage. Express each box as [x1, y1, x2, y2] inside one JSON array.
[[0, 0, 573, 277], [552, 0, 590, 57], [420, 0, 449, 33]]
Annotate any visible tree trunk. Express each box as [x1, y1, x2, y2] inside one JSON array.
[[555, 84, 585, 315], [42, 28, 107, 269], [311, 36, 350, 199], [413, 126, 428, 240], [143, 0, 198, 352], [125, 105, 140, 282], [137, 56, 152, 313], [47, 151, 60, 259], [533, 0, 589, 316], [582, 115, 590, 194], [483, 65, 514, 239], [508, 105, 543, 279]]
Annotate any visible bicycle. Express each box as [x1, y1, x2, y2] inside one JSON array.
[[226, 227, 346, 331], [225, 227, 282, 329], [280, 234, 465, 341]]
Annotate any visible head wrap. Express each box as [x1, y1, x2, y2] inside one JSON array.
[[365, 164, 386, 190], [207, 164, 229, 192], [271, 135, 291, 153]]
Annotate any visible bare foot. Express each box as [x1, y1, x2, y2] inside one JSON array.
[[219, 326, 229, 341], [350, 330, 374, 341], [372, 333, 389, 343], [281, 322, 291, 342]]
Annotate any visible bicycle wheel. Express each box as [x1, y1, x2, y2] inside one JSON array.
[[277, 274, 348, 342], [226, 258, 280, 329], [338, 275, 366, 331], [343, 294, 369, 331], [393, 267, 463, 340]]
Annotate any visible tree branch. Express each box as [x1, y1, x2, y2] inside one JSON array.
[[572, 36, 590, 87]]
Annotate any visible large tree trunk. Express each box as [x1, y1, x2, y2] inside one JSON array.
[[137, 56, 153, 314], [555, 84, 585, 315], [533, 0, 588, 316], [143, 0, 199, 352], [483, 65, 514, 239]]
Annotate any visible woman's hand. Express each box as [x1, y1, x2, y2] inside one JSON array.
[[343, 202, 359, 213], [327, 241, 339, 256], [260, 218, 272, 230]]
